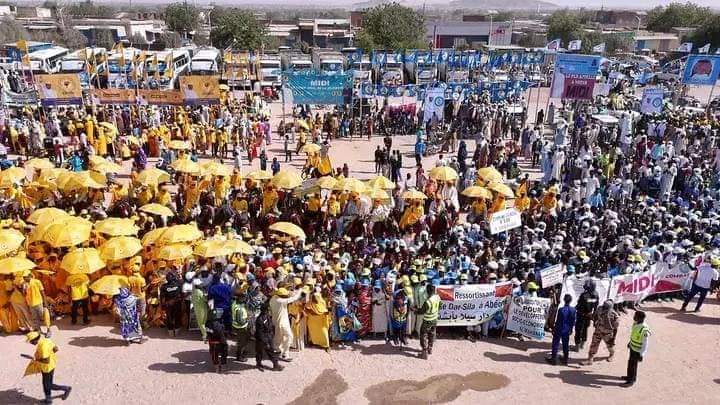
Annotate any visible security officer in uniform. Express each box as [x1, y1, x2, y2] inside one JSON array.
[[575, 279, 599, 351], [581, 299, 619, 365], [623, 310, 651, 386], [417, 284, 440, 360]]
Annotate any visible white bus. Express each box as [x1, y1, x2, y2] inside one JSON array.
[[190, 48, 221, 75], [107, 47, 140, 88], [28, 46, 69, 74], [145, 49, 190, 89], [60, 47, 107, 88], [258, 56, 282, 89]]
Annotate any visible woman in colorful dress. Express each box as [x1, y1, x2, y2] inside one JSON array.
[[113, 287, 143, 344]]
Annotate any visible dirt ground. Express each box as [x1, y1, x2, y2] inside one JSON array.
[[1, 298, 718, 404]]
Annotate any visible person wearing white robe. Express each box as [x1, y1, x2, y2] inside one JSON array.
[[269, 289, 302, 361], [371, 282, 389, 335]]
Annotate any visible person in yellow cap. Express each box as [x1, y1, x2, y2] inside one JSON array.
[[24, 331, 71, 404]]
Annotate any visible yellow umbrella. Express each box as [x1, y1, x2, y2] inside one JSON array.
[[94, 218, 139, 237], [139, 203, 174, 217], [171, 159, 202, 174], [223, 239, 255, 255], [155, 243, 193, 261], [477, 166, 503, 183], [429, 166, 459, 182], [88, 156, 109, 167], [366, 175, 395, 190], [246, 170, 273, 181], [141, 227, 168, 246], [37, 168, 68, 189], [271, 169, 303, 189], [26, 207, 69, 225], [334, 178, 368, 193], [201, 161, 232, 177], [0, 166, 26, 188], [99, 236, 142, 261], [368, 188, 390, 200], [92, 161, 123, 174], [0, 256, 36, 274], [99, 122, 119, 137], [90, 275, 128, 296], [57, 171, 105, 192], [300, 143, 321, 154], [194, 240, 231, 258], [156, 224, 203, 245], [461, 186, 493, 199], [0, 229, 25, 256], [268, 222, 306, 240], [168, 140, 191, 150], [29, 216, 91, 243], [25, 158, 55, 170], [487, 182, 515, 198], [137, 168, 171, 186], [60, 248, 105, 274], [401, 189, 428, 200], [315, 176, 338, 190], [37, 217, 92, 248]]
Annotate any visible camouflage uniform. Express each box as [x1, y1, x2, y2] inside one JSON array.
[[585, 304, 619, 364]]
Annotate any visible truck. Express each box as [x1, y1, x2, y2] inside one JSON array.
[[258, 54, 282, 89], [221, 51, 255, 89], [348, 55, 373, 85], [377, 52, 404, 87], [405, 50, 437, 85], [313, 49, 344, 75], [282, 52, 313, 72]]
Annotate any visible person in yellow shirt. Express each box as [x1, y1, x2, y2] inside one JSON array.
[[488, 195, 507, 217], [262, 184, 279, 216], [95, 125, 107, 156], [154, 184, 172, 207], [85, 117, 95, 145], [25, 331, 72, 403], [326, 194, 341, 218], [65, 273, 90, 325], [23, 272, 49, 334], [128, 268, 147, 325], [469, 197, 487, 223], [399, 199, 424, 231], [231, 194, 248, 213], [542, 188, 558, 215], [213, 176, 229, 207], [137, 185, 154, 206], [0, 275, 20, 333], [230, 169, 243, 189]]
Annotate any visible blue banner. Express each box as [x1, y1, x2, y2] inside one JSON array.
[[682, 55, 720, 86], [286, 74, 349, 105], [555, 54, 601, 76]]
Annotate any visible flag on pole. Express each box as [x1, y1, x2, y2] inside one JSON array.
[[546, 39, 561, 51], [568, 40, 582, 51], [676, 42, 693, 52], [698, 43, 710, 54], [163, 53, 173, 78], [592, 43, 606, 53]]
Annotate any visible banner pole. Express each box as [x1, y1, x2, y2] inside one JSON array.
[[706, 81, 716, 114]]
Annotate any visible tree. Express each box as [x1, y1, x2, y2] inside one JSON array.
[[164, 2, 199, 36], [66, 0, 115, 18], [60, 28, 89, 49], [646, 2, 713, 33], [357, 2, 426, 50], [129, 33, 147, 47], [546, 9, 581, 47], [94, 29, 116, 50], [0, 17, 28, 44], [210, 9, 267, 50], [687, 14, 720, 49], [156, 31, 182, 49]]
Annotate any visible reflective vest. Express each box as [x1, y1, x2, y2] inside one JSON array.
[[629, 323, 648, 353], [423, 294, 441, 322], [231, 302, 249, 330]]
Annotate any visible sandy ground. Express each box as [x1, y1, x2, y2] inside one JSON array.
[[0, 299, 718, 404]]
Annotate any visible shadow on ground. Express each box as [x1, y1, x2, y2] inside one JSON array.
[[147, 349, 255, 374]]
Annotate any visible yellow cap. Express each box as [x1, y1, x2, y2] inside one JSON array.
[[26, 331, 41, 342]]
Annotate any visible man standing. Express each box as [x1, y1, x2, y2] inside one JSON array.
[[24, 331, 71, 404], [23, 272, 49, 336], [680, 258, 719, 312], [416, 284, 440, 360], [582, 299, 619, 365], [623, 310, 651, 387], [546, 294, 576, 365], [255, 302, 282, 372], [231, 290, 250, 361], [575, 279, 599, 351], [65, 272, 90, 325], [269, 287, 302, 362]]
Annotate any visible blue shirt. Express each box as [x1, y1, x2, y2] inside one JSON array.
[[208, 282, 232, 310], [554, 305, 577, 335]]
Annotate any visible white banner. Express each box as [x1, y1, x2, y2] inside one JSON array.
[[641, 87, 664, 114], [608, 263, 693, 303], [423, 87, 445, 123], [506, 295, 552, 340], [489, 208, 522, 235], [560, 276, 611, 307], [540, 264, 566, 288], [436, 282, 512, 326]]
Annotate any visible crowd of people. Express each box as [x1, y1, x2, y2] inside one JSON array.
[[0, 69, 719, 402]]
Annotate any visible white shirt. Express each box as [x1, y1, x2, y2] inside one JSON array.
[[694, 264, 719, 289]]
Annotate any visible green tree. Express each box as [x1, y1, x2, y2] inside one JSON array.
[[129, 33, 147, 47], [546, 9, 581, 47], [357, 2, 426, 50], [156, 31, 182, 49], [164, 2, 199, 36], [646, 2, 713, 33], [210, 9, 267, 50], [0, 17, 28, 44], [66, 0, 115, 18], [61, 28, 89, 49], [94, 29, 116, 50], [688, 14, 720, 50]]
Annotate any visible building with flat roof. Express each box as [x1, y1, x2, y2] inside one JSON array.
[[633, 31, 680, 52], [426, 21, 513, 48]]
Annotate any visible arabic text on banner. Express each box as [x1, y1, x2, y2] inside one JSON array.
[[436, 282, 512, 326], [506, 295, 552, 340]]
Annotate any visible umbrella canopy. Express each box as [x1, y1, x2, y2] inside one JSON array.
[[334, 178, 368, 193], [29, 216, 92, 243], [246, 170, 273, 181], [295, 119, 309, 130], [168, 140, 191, 150], [25, 158, 55, 170], [0, 257, 36, 274], [268, 222, 306, 240], [139, 203, 174, 217], [194, 240, 231, 258], [366, 175, 395, 190], [487, 182, 515, 198], [90, 275, 128, 296], [99, 236, 142, 261], [461, 186, 493, 199], [99, 122, 119, 137], [26, 207, 69, 225], [60, 248, 105, 275], [300, 143, 321, 154], [92, 161, 123, 174], [271, 169, 303, 189], [201, 161, 232, 177], [141, 227, 168, 247], [315, 176, 338, 190], [94, 218, 139, 237], [155, 243, 193, 261], [429, 166, 459, 182], [401, 189, 428, 200], [171, 159, 202, 174], [0, 166, 26, 188], [477, 166, 503, 183], [137, 168, 171, 186], [156, 224, 203, 245], [0, 229, 25, 256], [57, 171, 105, 192], [36, 217, 93, 248], [223, 239, 255, 255], [368, 188, 391, 201]]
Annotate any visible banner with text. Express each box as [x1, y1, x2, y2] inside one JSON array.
[[36, 74, 83, 106], [436, 282, 513, 326], [550, 54, 601, 100], [609, 264, 693, 303], [506, 295, 552, 340], [90, 89, 136, 105], [137, 89, 184, 106], [540, 264, 566, 288], [640, 87, 664, 114], [285, 73, 349, 105], [423, 87, 445, 123], [489, 208, 522, 235], [180, 75, 221, 105]]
